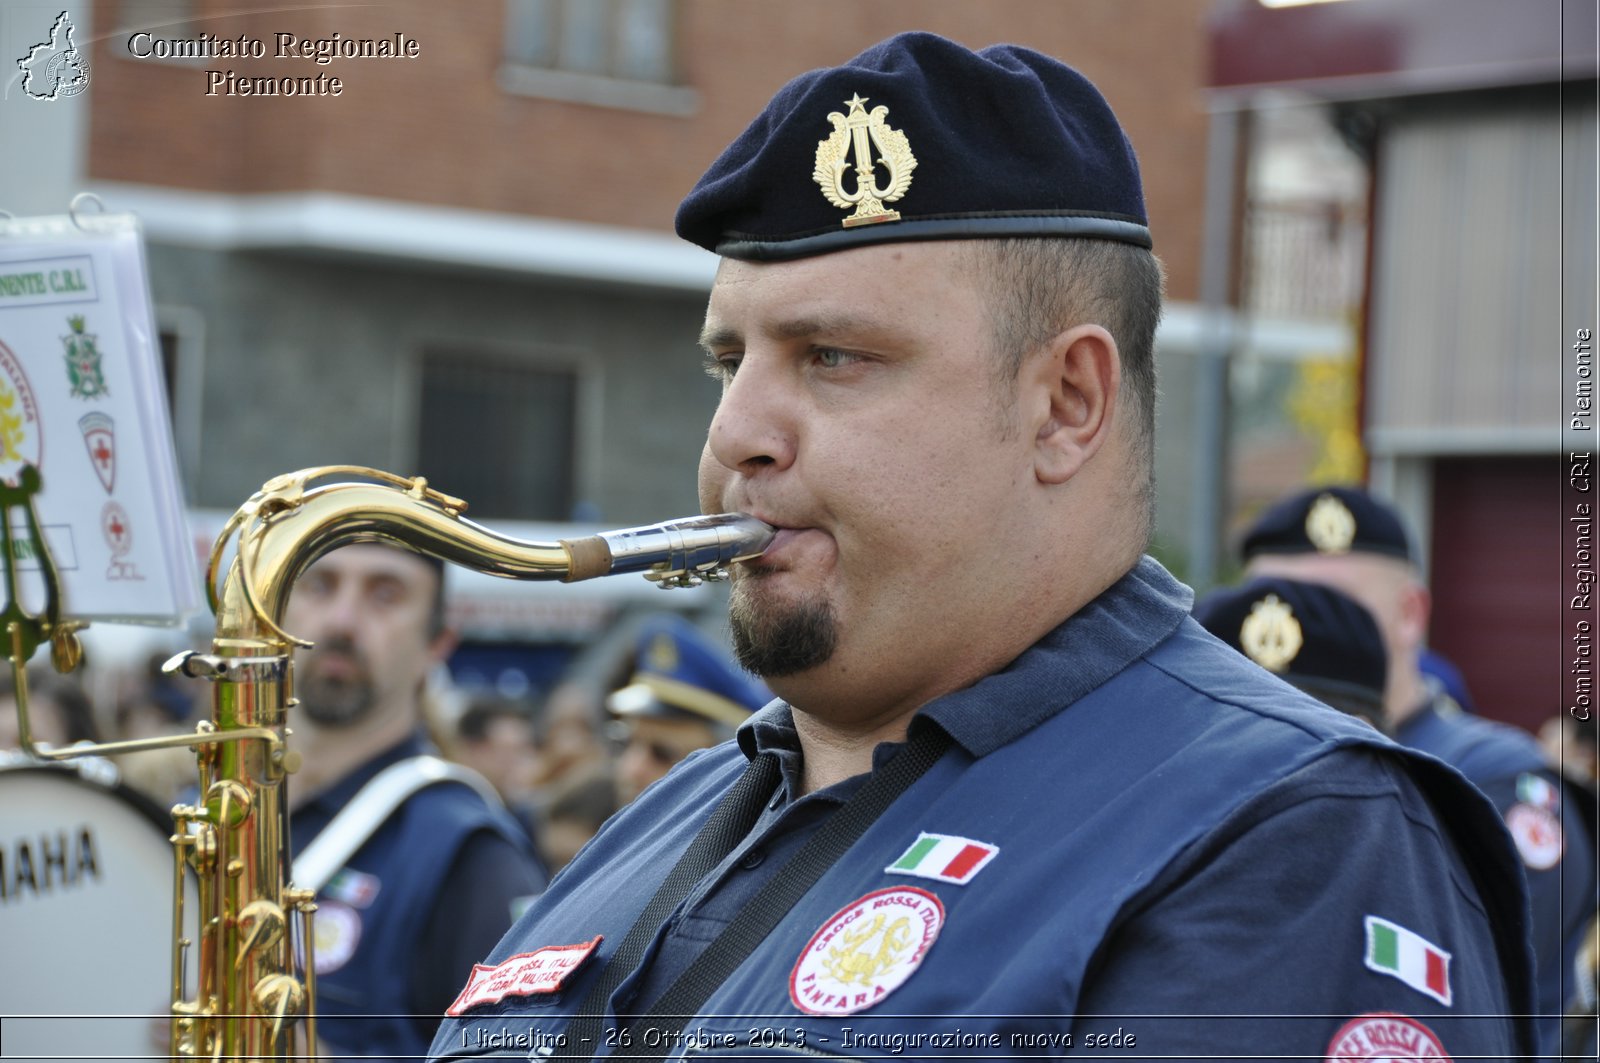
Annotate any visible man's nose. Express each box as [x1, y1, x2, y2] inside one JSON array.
[[313, 583, 364, 637], [704, 355, 796, 477]]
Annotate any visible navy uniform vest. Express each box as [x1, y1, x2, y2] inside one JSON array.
[[430, 560, 1535, 1060], [293, 737, 533, 1060], [1398, 694, 1600, 1058]]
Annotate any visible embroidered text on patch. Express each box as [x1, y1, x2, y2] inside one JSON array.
[[1363, 917, 1451, 1006], [1325, 1012, 1453, 1061], [446, 936, 602, 1017], [789, 887, 944, 1016], [885, 832, 998, 885]]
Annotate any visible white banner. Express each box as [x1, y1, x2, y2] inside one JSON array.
[[0, 210, 197, 622]]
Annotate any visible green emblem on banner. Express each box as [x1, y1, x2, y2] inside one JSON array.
[[62, 315, 108, 400]]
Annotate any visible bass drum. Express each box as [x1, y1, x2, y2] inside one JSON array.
[[0, 763, 197, 1063]]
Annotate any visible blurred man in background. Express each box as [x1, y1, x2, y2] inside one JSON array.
[[1243, 485, 1599, 1058], [605, 614, 769, 803], [453, 693, 547, 857], [1193, 575, 1388, 729], [283, 543, 545, 1061], [0, 667, 98, 752], [524, 679, 619, 870]]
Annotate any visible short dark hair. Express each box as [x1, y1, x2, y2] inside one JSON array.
[[457, 696, 534, 743], [964, 237, 1164, 542]]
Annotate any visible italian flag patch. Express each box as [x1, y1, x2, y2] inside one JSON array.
[[1363, 916, 1452, 1006], [885, 833, 998, 885]]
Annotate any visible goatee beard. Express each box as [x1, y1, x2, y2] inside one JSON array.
[[728, 572, 838, 677], [297, 638, 376, 727]]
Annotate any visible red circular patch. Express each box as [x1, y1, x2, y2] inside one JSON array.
[[1325, 1012, 1452, 1062]]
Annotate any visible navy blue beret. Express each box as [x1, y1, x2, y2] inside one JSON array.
[[675, 31, 1150, 261], [1194, 576, 1388, 726], [1240, 485, 1414, 563], [606, 615, 770, 729]]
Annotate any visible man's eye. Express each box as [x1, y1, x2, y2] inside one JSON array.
[[302, 572, 335, 597], [815, 348, 856, 368], [370, 583, 404, 606], [703, 354, 739, 382]]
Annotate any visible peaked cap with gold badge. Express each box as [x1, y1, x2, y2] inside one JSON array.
[[606, 615, 771, 731], [1240, 485, 1414, 563], [1193, 576, 1388, 727], [675, 31, 1151, 261]]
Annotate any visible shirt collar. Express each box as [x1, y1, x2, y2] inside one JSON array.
[[738, 555, 1193, 762], [298, 731, 431, 813]]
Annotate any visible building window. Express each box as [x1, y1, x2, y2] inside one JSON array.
[[416, 353, 579, 522], [500, 0, 698, 116]]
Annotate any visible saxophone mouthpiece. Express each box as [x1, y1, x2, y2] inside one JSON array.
[[561, 514, 776, 588]]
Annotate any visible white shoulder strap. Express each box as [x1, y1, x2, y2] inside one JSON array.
[[291, 755, 503, 896]]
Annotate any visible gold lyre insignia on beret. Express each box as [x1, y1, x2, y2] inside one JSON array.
[[1240, 594, 1304, 673], [1305, 493, 1357, 554], [813, 94, 918, 228]]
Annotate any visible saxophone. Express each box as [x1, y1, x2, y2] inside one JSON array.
[[7, 466, 774, 1061]]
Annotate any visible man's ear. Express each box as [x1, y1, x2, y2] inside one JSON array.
[[427, 626, 460, 668], [1396, 579, 1432, 651], [1029, 324, 1120, 485]]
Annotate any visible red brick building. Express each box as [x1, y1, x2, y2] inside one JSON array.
[[0, 0, 1220, 680]]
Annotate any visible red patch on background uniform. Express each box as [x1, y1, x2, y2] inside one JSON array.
[[1504, 803, 1564, 871], [1325, 1012, 1452, 1062]]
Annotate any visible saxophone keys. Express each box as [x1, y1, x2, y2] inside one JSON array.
[[235, 900, 289, 970], [251, 973, 306, 1042]]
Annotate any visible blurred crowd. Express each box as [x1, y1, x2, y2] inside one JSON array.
[[0, 609, 774, 878], [1, 570, 1592, 880], [3, 496, 1600, 1056], [0, 597, 1593, 875], [0, 510, 1592, 1056]]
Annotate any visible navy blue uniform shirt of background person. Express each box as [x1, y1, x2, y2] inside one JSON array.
[[1397, 690, 1600, 1056], [428, 558, 1537, 1060], [291, 732, 547, 1061]]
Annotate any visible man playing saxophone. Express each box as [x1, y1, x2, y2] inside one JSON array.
[[430, 32, 1535, 1061]]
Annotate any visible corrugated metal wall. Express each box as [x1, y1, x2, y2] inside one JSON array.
[[1367, 84, 1597, 454]]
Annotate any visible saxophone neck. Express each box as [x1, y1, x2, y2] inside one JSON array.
[[210, 470, 569, 650], [209, 468, 776, 648]]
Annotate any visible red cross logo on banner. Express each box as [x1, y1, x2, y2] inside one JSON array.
[[100, 500, 144, 582], [78, 412, 115, 494], [102, 501, 131, 556]]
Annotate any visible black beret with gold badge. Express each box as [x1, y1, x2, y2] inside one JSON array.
[[1240, 485, 1414, 563], [675, 31, 1150, 262], [1193, 576, 1388, 728]]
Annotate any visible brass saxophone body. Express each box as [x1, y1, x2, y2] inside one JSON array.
[[12, 466, 773, 1061]]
